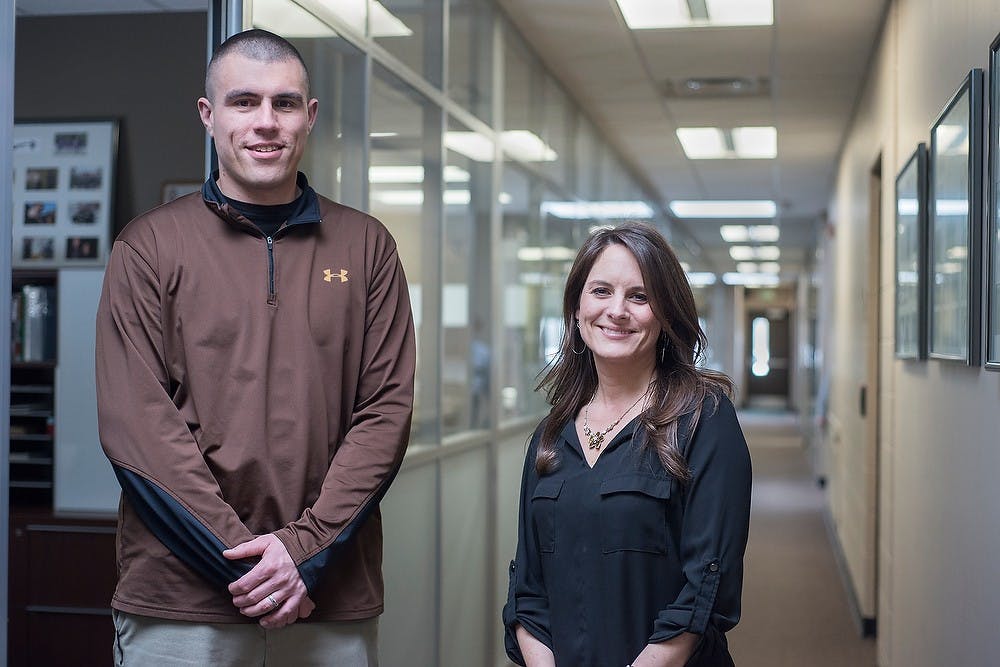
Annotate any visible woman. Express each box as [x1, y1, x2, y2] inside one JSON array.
[[503, 222, 751, 667]]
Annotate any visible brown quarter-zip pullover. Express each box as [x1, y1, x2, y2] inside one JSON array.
[[96, 175, 416, 623]]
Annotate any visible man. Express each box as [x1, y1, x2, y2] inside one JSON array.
[[96, 29, 415, 665]]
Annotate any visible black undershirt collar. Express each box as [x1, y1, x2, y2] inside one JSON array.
[[227, 195, 302, 238]]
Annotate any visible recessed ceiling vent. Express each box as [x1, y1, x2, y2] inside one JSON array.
[[662, 76, 770, 98]]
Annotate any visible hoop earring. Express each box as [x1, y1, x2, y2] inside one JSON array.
[[572, 319, 587, 355]]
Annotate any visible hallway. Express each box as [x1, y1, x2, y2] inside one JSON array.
[[728, 410, 876, 667]]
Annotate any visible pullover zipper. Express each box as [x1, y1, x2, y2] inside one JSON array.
[[266, 235, 276, 305]]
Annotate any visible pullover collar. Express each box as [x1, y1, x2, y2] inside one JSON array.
[[201, 171, 323, 234]]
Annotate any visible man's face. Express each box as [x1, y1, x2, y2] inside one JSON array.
[[198, 52, 318, 205]]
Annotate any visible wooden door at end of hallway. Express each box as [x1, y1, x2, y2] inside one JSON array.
[[745, 308, 791, 403]]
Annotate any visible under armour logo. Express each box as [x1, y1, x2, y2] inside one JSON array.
[[323, 268, 349, 283]]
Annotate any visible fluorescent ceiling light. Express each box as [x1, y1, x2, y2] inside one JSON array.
[[371, 189, 471, 206], [616, 0, 689, 29], [253, 0, 412, 38], [897, 198, 919, 216], [444, 190, 471, 205], [936, 199, 969, 216], [722, 272, 780, 286], [616, 0, 773, 30], [733, 261, 781, 278], [372, 190, 423, 206], [686, 272, 718, 286], [670, 200, 776, 218], [676, 127, 776, 159], [540, 201, 655, 220], [676, 128, 726, 159], [749, 224, 779, 241], [253, 0, 337, 37], [707, 0, 774, 26], [445, 130, 557, 163], [721, 225, 750, 242], [731, 127, 777, 158], [729, 246, 755, 261], [367, 165, 470, 183], [720, 224, 779, 242], [680, 261, 692, 272], [368, 0, 413, 37], [517, 247, 578, 262], [502, 130, 558, 162], [729, 245, 780, 261], [338, 131, 399, 139], [499, 192, 513, 205], [445, 132, 495, 162]]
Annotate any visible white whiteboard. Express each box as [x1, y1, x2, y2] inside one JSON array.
[[54, 267, 119, 515]]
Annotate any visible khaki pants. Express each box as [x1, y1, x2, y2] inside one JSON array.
[[112, 610, 378, 666]]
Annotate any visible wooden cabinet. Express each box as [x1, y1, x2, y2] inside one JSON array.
[[7, 509, 117, 666]]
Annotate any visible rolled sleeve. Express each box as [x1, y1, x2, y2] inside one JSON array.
[[503, 429, 554, 665]]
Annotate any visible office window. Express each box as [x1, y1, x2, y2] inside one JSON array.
[[575, 117, 601, 200], [442, 116, 494, 433], [541, 77, 572, 191], [369, 64, 443, 445], [449, 0, 494, 123], [503, 27, 555, 171], [289, 37, 368, 208], [500, 163, 550, 420], [376, 0, 444, 87]]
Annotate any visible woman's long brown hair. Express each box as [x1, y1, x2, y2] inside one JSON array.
[[534, 222, 733, 482]]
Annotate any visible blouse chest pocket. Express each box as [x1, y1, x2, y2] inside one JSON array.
[[530, 478, 564, 554], [599, 474, 671, 555]]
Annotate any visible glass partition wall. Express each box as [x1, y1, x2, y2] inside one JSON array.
[[233, 1, 674, 662], [246, 0, 671, 436]]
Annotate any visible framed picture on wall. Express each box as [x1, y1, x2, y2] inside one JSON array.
[[161, 180, 202, 204], [11, 119, 118, 269], [927, 69, 983, 364], [986, 35, 1000, 369], [894, 143, 927, 360]]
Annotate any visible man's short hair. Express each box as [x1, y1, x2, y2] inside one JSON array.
[[206, 29, 310, 98]]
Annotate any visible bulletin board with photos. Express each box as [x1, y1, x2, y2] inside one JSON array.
[[11, 119, 118, 268]]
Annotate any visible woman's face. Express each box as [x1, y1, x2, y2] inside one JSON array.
[[575, 243, 662, 370]]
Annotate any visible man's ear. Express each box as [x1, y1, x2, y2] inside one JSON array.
[[197, 97, 214, 136], [306, 98, 319, 134]]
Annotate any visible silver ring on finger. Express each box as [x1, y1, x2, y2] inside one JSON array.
[[266, 594, 278, 610]]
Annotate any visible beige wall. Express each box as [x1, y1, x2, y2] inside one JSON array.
[[826, 2, 1000, 665]]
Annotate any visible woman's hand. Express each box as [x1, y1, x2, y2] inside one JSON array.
[[515, 624, 556, 667], [629, 631, 699, 667]]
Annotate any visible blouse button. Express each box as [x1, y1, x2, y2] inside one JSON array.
[[709, 562, 719, 573]]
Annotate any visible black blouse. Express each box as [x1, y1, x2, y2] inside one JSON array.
[[503, 394, 752, 667]]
